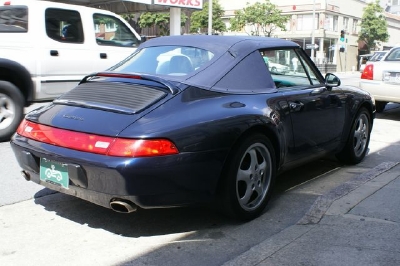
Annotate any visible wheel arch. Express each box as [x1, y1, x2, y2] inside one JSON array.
[[0, 58, 34, 106], [361, 101, 374, 126], [215, 124, 281, 193]]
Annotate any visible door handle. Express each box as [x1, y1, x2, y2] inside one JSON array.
[[100, 53, 107, 59], [289, 101, 304, 112], [50, 50, 59, 56], [311, 87, 326, 95]]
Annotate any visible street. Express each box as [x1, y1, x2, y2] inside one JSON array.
[[1, 75, 400, 265]]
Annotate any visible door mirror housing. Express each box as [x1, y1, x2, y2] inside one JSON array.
[[325, 73, 341, 87]]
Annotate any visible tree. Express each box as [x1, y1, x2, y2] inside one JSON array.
[[190, 0, 226, 34], [358, 0, 389, 52], [229, 0, 289, 37], [139, 12, 187, 36]]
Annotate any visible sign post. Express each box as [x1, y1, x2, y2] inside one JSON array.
[[152, 0, 204, 35]]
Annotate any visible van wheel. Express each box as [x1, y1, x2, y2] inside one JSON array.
[[0, 81, 24, 141], [219, 134, 276, 221]]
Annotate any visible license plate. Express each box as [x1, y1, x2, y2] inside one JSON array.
[[40, 158, 69, 189], [389, 72, 400, 83]]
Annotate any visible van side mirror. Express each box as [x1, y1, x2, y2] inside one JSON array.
[[140, 35, 147, 43]]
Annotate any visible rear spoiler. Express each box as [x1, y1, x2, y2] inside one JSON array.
[[80, 72, 180, 95]]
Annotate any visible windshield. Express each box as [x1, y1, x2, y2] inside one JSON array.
[[110, 46, 214, 76]]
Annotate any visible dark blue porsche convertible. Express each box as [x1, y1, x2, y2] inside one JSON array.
[[10, 35, 375, 221]]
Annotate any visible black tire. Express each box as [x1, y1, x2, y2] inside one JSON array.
[[375, 101, 387, 113], [336, 107, 371, 164], [219, 134, 276, 221], [0, 81, 25, 142]]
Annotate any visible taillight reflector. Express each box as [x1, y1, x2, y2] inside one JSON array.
[[16, 119, 179, 157], [361, 64, 373, 80]]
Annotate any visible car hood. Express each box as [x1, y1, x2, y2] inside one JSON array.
[[25, 80, 172, 137]]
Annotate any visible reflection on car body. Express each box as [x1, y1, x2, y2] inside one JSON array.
[[11, 35, 375, 221]]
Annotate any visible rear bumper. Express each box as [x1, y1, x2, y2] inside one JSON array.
[[11, 135, 226, 210], [360, 79, 400, 103]]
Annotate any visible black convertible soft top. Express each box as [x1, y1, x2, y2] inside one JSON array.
[[139, 35, 301, 93]]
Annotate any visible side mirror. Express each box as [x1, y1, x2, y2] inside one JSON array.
[[140, 35, 147, 43], [325, 73, 341, 87]]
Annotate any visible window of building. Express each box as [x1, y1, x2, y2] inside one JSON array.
[[343, 17, 349, 32], [297, 14, 319, 31], [352, 19, 358, 34], [324, 15, 339, 31], [392, 0, 399, 5]]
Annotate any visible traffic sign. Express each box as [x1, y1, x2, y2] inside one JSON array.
[[306, 43, 319, 49]]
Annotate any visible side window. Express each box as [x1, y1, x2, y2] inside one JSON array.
[[45, 8, 84, 43], [93, 14, 139, 47], [260, 49, 322, 89], [0, 6, 28, 32]]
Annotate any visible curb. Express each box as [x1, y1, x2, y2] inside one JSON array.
[[297, 161, 399, 225], [222, 162, 400, 266]]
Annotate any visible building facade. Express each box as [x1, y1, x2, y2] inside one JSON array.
[[218, 0, 400, 72]]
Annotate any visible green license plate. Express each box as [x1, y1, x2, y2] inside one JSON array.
[[40, 158, 69, 189]]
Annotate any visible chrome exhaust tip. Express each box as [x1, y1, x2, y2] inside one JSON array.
[[110, 199, 137, 213], [21, 170, 30, 181]]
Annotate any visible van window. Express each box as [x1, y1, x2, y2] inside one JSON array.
[[0, 5, 28, 32], [45, 8, 84, 43], [93, 13, 139, 47]]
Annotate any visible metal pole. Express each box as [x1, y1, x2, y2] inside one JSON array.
[[311, 0, 316, 61], [170, 8, 181, 36], [208, 0, 213, 35], [345, 39, 347, 72]]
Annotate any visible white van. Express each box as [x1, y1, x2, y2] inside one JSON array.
[[0, 0, 142, 140]]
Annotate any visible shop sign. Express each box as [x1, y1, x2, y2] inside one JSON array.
[[154, 0, 203, 9]]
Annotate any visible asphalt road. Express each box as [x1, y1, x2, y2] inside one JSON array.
[[1, 75, 400, 265]]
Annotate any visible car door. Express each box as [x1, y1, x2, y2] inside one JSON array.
[[267, 48, 346, 162], [39, 7, 94, 98], [91, 13, 140, 70]]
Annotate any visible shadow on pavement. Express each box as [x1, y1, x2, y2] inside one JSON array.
[[32, 157, 341, 238]]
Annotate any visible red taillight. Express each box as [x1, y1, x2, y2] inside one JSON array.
[[4, 1, 11, 5], [108, 139, 178, 157], [16, 119, 179, 157], [361, 64, 374, 80]]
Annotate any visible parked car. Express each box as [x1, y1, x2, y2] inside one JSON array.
[[369, 51, 388, 62], [268, 62, 290, 74], [0, 0, 142, 141], [360, 46, 400, 112], [359, 51, 388, 72], [11, 35, 375, 221]]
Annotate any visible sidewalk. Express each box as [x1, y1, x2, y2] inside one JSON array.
[[224, 162, 400, 266]]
